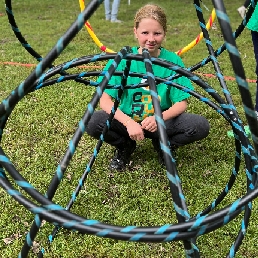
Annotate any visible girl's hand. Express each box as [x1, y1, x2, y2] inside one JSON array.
[[141, 116, 157, 132], [126, 121, 145, 141]]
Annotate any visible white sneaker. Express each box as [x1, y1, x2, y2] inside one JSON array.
[[237, 6, 246, 19], [111, 19, 122, 23]]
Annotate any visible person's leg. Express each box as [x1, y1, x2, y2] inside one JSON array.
[[251, 30, 258, 113], [86, 110, 127, 146], [144, 113, 210, 164], [86, 110, 136, 170], [104, 0, 111, 20], [165, 113, 210, 146], [145, 112, 209, 146], [111, 0, 121, 22]]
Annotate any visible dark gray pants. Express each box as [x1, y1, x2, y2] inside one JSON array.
[[86, 110, 210, 148]]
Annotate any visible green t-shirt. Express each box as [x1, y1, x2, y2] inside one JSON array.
[[247, 3, 258, 32], [98, 47, 193, 122]]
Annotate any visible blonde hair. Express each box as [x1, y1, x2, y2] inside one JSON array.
[[134, 4, 167, 33]]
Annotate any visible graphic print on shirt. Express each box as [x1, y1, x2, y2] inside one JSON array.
[[131, 86, 161, 122]]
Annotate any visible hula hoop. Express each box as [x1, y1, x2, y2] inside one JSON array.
[[79, 0, 216, 55], [176, 8, 216, 55]]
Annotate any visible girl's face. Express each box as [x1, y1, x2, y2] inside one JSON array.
[[134, 18, 165, 57]]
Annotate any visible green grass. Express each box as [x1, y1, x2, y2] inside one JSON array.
[[0, 0, 258, 257]]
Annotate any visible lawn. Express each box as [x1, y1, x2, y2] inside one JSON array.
[[0, 0, 258, 257]]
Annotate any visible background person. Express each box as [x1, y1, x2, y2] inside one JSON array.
[[104, 0, 122, 23], [237, 0, 258, 118]]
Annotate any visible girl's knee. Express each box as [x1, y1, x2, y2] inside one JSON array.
[[196, 117, 210, 139], [86, 111, 107, 137]]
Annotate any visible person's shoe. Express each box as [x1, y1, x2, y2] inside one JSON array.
[[256, 111, 258, 120], [111, 19, 122, 23], [237, 6, 246, 19], [109, 140, 136, 171], [152, 139, 178, 166]]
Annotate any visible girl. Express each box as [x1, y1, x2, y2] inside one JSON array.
[[86, 4, 210, 170]]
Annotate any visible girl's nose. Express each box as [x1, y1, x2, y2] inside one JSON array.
[[148, 34, 155, 42]]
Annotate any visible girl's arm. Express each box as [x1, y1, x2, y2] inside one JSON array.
[[162, 100, 188, 121], [100, 92, 145, 140], [99, 92, 133, 126]]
